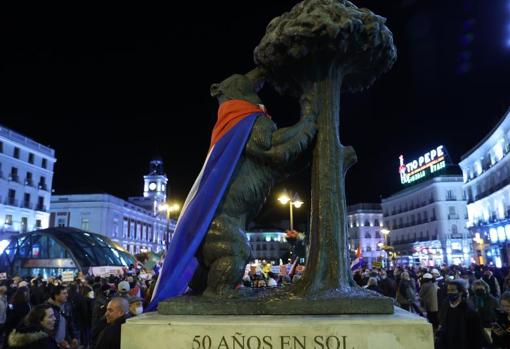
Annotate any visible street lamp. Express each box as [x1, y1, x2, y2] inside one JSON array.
[[277, 191, 303, 231], [381, 228, 390, 245], [380, 228, 391, 268], [158, 202, 181, 251]]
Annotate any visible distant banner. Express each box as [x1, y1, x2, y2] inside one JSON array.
[[90, 266, 125, 277], [62, 271, 74, 282]]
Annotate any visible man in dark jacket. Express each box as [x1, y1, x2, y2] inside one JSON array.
[[93, 297, 129, 349], [379, 270, 397, 298], [482, 269, 501, 299], [45, 286, 78, 349], [437, 279, 483, 349]]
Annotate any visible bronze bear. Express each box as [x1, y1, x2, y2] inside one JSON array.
[[190, 68, 317, 297]]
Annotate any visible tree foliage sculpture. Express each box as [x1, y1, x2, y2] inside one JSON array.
[[255, 0, 397, 297]]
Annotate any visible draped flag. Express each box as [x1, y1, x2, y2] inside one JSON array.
[[146, 100, 265, 312], [350, 245, 364, 271]]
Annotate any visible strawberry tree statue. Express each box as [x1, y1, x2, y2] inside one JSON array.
[[255, 0, 396, 307]]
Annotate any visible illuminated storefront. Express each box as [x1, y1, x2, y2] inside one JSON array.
[[460, 108, 510, 267]]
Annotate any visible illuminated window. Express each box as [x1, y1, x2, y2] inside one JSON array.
[[497, 226, 506, 242], [81, 218, 89, 231], [490, 228, 498, 242]]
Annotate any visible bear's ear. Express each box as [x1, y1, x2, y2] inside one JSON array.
[[210, 83, 221, 97]]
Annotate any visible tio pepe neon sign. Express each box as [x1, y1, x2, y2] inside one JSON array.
[[399, 145, 446, 184]]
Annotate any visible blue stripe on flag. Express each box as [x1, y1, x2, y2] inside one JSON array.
[[146, 113, 260, 311]]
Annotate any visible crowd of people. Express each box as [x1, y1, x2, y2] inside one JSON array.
[[0, 265, 156, 349], [353, 264, 510, 349], [0, 262, 508, 349]]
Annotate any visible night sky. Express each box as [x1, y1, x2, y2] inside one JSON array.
[[1, 1, 510, 226]]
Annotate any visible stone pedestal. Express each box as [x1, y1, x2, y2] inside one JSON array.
[[121, 307, 433, 349]]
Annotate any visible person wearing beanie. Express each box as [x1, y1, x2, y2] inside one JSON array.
[[419, 273, 439, 331]]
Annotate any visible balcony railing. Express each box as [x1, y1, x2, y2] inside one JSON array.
[[8, 174, 19, 182], [38, 183, 48, 191], [22, 201, 32, 209], [24, 179, 33, 187], [448, 214, 460, 220]]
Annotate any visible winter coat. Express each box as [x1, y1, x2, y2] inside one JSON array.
[[419, 281, 438, 312], [482, 275, 501, 299], [469, 293, 499, 327], [93, 315, 127, 349], [379, 277, 397, 298], [397, 279, 416, 306], [4, 303, 31, 339], [436, 300, 483, 349], [6, 325, 58, 349]]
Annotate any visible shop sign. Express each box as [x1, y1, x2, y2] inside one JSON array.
[[399, 145, 446, 185]]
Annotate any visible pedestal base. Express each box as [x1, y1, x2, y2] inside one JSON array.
[[121, 307, 433, 349], [158, 287, 394, 315]]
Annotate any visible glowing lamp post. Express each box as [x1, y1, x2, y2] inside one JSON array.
[[277, 191, 303, 231], [380, 228, 391, 267], [158, 202, 181, 250]]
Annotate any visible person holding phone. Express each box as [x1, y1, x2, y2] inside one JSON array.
[[492, 291, 510, 348]]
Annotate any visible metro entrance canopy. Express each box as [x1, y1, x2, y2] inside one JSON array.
[[0, 227, 135, 277]]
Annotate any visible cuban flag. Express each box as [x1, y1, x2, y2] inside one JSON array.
[[146, 100, 266, 312], [350, 245, 364, 271]]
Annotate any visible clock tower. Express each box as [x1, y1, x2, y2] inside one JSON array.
[[143, 157, 168, 213]]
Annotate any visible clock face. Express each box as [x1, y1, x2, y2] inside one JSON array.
[[148, 182, 157, 191]]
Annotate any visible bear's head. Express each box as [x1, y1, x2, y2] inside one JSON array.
[[210, 68, 265, 105]]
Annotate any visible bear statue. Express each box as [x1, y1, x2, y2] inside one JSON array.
[[190, 68, 317, 296]]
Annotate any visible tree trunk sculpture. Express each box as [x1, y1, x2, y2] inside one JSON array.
[[255, 0, 397, 297]]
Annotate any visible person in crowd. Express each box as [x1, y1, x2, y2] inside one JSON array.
[[397, 271, 417, 312], [419, 273, 439, 331], [45, 286, 78, 349], [436, 279, 483, 349], [29, 278, 45, 306], [74, 284, 93, 349], [491, 291, 510, 348], [117, 281, 130, 299], [93, 297, 129, 349], [379, 270, 397, 298], [469, 278, 499, 346], [126, 277, 141, 298], [128, 296, 144, 317], [432, 268, 447, 306], [503, 269, 510, 292], [266, 272, 278, 288], [365, 277, 382, 295], [4, 288, 31, 344], [483, 268, 501, 299], [0, 286, 8, 339], [5, 304, 58, 349]]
